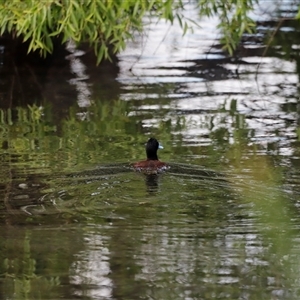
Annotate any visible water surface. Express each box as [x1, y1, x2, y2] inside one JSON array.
[[1, 1, 300, 299]]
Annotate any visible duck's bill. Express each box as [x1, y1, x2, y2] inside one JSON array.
[[158, 144, 164, 149]]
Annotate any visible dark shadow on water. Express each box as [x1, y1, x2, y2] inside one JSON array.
[[168, 162, 227, 182], [0, 36, 121, 130], [68, 162, 228, 188], [145, 174, 159, 194]]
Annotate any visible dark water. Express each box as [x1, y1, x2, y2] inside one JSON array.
[[1, 1, 300, 299]]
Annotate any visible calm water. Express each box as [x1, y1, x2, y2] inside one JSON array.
[[1, 1, 300, 299]]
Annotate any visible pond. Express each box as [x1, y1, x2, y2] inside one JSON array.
[[1, 1, 300, 299]]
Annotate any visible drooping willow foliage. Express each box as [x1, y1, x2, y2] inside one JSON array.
[[199, 0, 257, 54], [0, 0, 259, 63], [0, 0, 193, 63]]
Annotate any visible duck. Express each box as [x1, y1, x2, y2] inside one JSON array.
[[133, 138, 169, 173]]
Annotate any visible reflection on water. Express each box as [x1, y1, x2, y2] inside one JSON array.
[[0, 160, 297, 299], [0, 0, 300, 299], [70, 233, 112, 299]]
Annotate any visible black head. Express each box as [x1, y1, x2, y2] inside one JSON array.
[[146, 138, 162, 160]]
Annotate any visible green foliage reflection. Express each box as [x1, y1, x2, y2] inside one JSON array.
[[0, 100, 131, 174], [228, 145, 299, 295], [2, 230, 62, 300]]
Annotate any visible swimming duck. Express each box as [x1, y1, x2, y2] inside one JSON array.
[[133, 138, 168, 173]]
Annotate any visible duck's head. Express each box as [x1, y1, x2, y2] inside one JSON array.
[[146, 138, 163, 160]]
